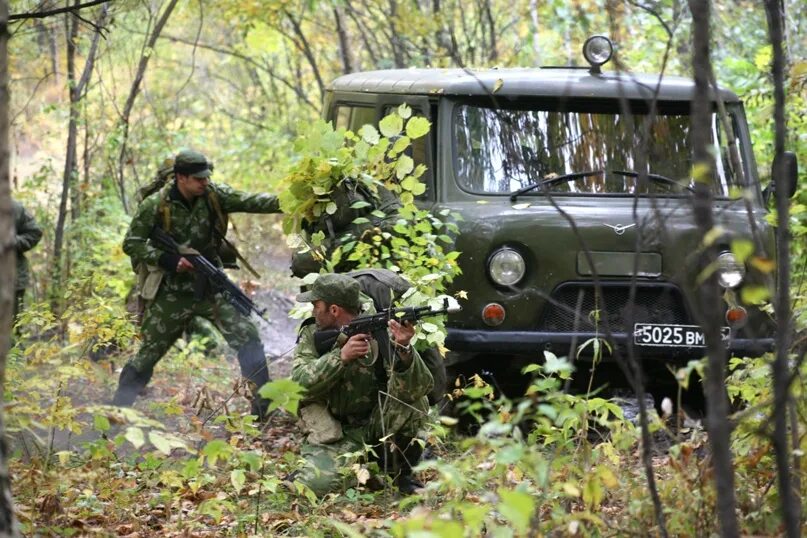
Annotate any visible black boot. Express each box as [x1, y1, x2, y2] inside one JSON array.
[[112, 365, 152, 407], [237, 340, 271, 420], [392, 437, 425, 495]]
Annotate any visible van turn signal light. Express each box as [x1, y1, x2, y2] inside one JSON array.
[[482, 303, 506, 326]]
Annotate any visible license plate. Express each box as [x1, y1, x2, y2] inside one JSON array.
[[633, 323, 730, 347]]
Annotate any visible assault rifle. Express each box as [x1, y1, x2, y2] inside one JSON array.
[[149, 226, 268, 321], [313, 299, 460, 355]]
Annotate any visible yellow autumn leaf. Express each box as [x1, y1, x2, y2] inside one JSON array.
[[749, 256, 776, 273], [563, 483, 581, 497], [597, 466, 618, 488]]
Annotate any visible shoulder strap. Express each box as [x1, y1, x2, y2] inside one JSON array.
[[158, 188, 172, 232], [206, 188, 262, 278], [297, 317, 317, 343], [206, 189, 229, 236]]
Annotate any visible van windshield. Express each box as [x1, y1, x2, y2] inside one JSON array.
[[453, 102, 747, 196]]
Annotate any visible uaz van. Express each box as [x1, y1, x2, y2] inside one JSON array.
[[322, 36, 797, 401]]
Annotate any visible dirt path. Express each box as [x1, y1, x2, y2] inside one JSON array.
[[11, 226, 304, 459]]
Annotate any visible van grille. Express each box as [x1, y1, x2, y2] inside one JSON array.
[[538, 282, 691, 333]]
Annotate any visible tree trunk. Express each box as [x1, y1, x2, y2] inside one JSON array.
[[52, 1, 79, 291], [764, 1, 799, 536], [282, 9, 325, 98], [333, 6, 354, 74], [482, 0, 497, 62], [52, 1, 107, 299], [116, 0, 179, 215], [0, 0, 22, 534], [687, 2, 740, 536], [387, 0, 406, 68]]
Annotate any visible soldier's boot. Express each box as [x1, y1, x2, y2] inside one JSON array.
[[237, 339, 271, 420], [112, 364, 152, 407], [392, 436, 425, 495]]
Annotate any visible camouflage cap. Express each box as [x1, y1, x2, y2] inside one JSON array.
[[174, 149, 213, 178], [296, 273, 361, 312]]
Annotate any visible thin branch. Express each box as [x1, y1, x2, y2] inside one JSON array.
[[159, 33, 319, 112], [9, 0, 111, 21], [627, 0, 673, 37], [74, 4, 108, 98], [281, 8, 325, 97], [174, 0, 203, 97], [10, 70, 54, 125]]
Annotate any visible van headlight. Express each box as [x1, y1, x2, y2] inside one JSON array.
[[717, 252, 745, 288], [488, 248, 526, 286]]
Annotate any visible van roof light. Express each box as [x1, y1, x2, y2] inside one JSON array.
[[583, 35, 613, 74]]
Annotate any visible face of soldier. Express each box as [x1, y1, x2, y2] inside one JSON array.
[[312, 300, 338, 330], [176, 173, 209, 200]]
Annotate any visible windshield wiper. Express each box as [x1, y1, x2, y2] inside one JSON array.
[[509, 170, 604, 201], [612, 170, 695, 193]]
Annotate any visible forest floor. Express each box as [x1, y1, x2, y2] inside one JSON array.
[[8, 223, 711, 535], [12, 219, 303, 458], [14, 222, 682, 458]]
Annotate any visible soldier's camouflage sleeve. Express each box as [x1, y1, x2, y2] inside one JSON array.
[[387, 348, 434, 404], [14, 203, 43, 253], [122, 195, 163, 267], [213, 183, 281, 214], [291, 323, 346, 400]]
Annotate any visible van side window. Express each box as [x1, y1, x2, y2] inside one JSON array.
[[335, 106, 351, 130], [350, 107, 376, 131], [334, 103, 433, 200], [333, 105, 376, 132]]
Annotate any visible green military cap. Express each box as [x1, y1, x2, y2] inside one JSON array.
[[174, 149, 213, 178], [296, 273, 361, 312]]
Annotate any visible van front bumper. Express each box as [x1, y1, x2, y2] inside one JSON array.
[[445, 328, 774, 362]]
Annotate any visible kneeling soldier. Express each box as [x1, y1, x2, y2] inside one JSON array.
[[291, 273, 433, 495]]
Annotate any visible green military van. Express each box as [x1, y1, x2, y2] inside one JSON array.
[[322, 36, 796, 400]]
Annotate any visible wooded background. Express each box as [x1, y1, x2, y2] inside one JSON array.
[[0, 0, 805, 535]]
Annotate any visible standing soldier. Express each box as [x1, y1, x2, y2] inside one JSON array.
[[12, 199, 43, 322], [113, 149, 281, 419], [291, 273, 433, 495]]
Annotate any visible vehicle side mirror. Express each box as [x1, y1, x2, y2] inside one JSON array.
[[773, 151, 798, 199]]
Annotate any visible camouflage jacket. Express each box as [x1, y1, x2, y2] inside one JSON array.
[[291, 321, 434, 421], [13, 200, 43, 291], [123, 181, 280, 294]]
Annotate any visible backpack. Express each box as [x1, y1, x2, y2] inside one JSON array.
[[137, 158, 176, 203], [290, 180, 402, 278]]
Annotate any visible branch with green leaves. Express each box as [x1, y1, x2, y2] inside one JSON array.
[[278, 104, 463, 350]]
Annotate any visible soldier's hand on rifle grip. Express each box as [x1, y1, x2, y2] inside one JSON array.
[[340, 333, 372, 365], [389, 319, 415, 348], [176, 257, 195, 273]]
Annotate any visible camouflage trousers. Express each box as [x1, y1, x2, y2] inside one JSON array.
[[296, 393, 429, 497], [127, 287, 259, 375]]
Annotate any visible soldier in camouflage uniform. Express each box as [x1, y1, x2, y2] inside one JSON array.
[[12, 200, 43, 321], [292, 273, 433, 496], [113, 149, 281, 418]]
